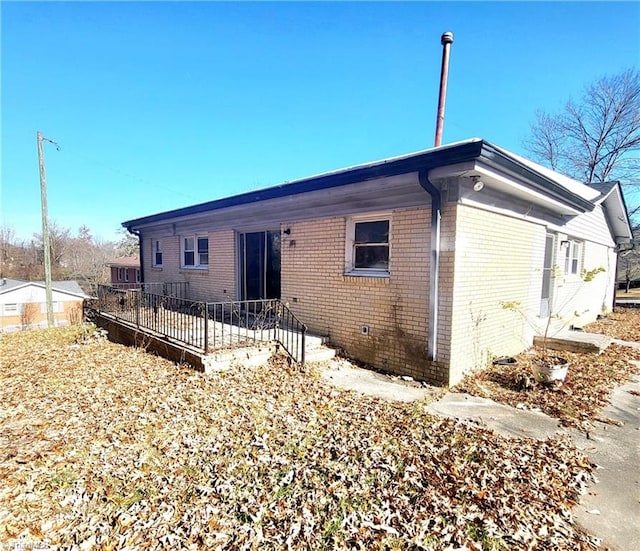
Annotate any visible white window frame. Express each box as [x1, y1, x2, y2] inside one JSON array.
[[40, 301, 62, 314], [182, 235, 209, 269], [117, 268, 126, 281], [135, 269, 141, 283], [564, 240, 583, 275], [153, 240, 163, 267], [3, 303, 19, 315], [344, 214, 391, 277]]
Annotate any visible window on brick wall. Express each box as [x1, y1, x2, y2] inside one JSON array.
[[182, 236, 209, 268], [153, 240, 163, 267], [345, 215, 390, 276], [564, 240, 583, 275]]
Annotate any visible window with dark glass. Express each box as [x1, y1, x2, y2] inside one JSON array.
[[353, 220, 389, 270], [183, 237, 195, 266], [183, 236, 208, 268], [153, 240, 163, 266], [197, 237, 209, 266]]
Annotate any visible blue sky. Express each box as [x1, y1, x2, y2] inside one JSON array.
[[2, 1, 639, 242]]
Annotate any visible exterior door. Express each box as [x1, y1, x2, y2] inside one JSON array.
[[239, 231, 281, 300], [540, 233, 554, 317]]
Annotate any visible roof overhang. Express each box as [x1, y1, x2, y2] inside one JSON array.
[[123, 138, 596, 231], [429, 160, 585, 216], [592, 182, 634, 243]]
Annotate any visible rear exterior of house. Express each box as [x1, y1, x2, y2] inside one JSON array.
[[123, 139, 632, 386], [0, 279, 87, 332]]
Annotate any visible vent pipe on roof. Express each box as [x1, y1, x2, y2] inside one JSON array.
[[434, 31, 454, 147]]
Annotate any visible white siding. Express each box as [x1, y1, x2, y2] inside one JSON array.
[[0, 286, 82, 306]]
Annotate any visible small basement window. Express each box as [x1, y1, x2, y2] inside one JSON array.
[[345, 216, 390, 276]]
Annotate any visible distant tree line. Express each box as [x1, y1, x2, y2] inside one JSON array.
[[0, 223, 139, 294]]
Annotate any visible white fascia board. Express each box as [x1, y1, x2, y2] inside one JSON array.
[[491, 145, 601, 201], [0, 283, 29, 296], [430, 161, 582, 215], [595, 186, 633, 241]]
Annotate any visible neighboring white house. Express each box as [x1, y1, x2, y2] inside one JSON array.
[[0, 278, 88, 332]]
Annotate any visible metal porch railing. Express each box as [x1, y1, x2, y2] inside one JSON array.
[[94, 285, 307, 364]]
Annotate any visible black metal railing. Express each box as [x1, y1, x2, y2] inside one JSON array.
[[275, 301, 307, 365], [94, 285, 307, 364], [107, 282, 189, 299]]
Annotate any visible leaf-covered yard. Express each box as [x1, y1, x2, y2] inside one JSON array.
[[583, 307, 640, 342], [454, 309, 640, 431], [1, 326, 600, 550]]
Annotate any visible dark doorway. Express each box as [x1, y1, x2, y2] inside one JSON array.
[[239, 231, 281, 300]]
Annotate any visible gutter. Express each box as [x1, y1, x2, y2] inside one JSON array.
[[479, 142, 594, 213], [122, 141, 484, 231], [418, 171, 441, 362], [127, 227, 144, 284]]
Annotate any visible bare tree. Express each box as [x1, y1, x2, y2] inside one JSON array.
[[65, 225, 113, 291], [20, 303, 39, 329], [525, 69, 640, 219], [115, 228, 139, 257]]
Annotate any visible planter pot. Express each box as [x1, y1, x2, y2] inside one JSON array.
[[532, 357, 569, 384]]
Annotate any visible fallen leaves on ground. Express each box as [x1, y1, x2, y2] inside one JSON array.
[[1, 325, 599, 550], [583, 308, 640, 342], [454, 344, 640, 431]]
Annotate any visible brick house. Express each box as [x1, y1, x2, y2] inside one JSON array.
[[0, 278, 87, 332], [106, 256, 141, 286], [122, 139, 633, 386]]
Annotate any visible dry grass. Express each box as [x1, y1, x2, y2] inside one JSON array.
[[0, 325, 600, 550]]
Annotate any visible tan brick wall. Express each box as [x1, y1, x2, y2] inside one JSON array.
[[144, 231, 236, 302], [281, 207, 441, 382], [446, 204, 545, 385]]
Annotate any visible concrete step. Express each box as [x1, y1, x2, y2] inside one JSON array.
[[534, 331, 612, 354], [305, 345, 337, 364], [304, 333, 330, 350]]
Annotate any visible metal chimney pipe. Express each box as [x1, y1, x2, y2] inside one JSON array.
[[434, 31, 454, 147]]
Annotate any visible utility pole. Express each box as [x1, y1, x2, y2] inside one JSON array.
[[37, 131, 54, 327]]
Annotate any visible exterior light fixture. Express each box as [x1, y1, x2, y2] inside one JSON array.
[[471, 176, 485, 192]]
